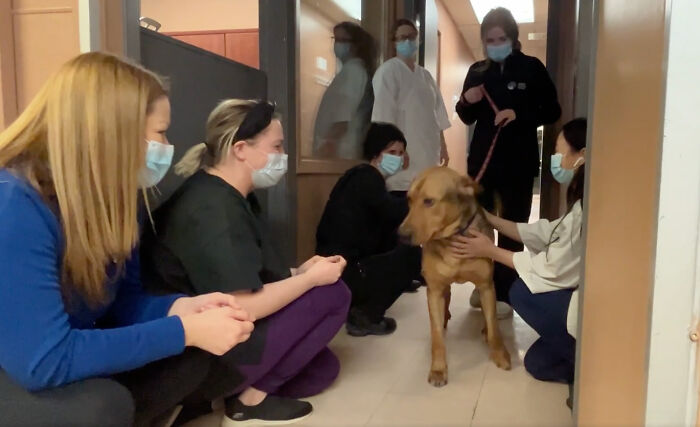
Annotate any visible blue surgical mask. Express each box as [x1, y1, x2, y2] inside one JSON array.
[[249, 152, 288, 189], [334, 42, 351, 61], [141, 140, 174, 187], [378, 153, 404, 177], [550, 153, 583, 184], [396, 40, 418, 58], [486, 42, 513, 62]]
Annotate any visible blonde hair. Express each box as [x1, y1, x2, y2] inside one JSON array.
[[0, 52, 167, 306], [175, 99, 272, 177]]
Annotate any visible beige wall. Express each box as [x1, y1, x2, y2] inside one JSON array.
[[0, 0, 81, 129], [576, 0, 667, 424], [140, 0, 258, 32], [436, 0, 474, 176]]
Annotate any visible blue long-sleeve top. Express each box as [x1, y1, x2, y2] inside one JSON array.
[[0, 168, 186, 391]]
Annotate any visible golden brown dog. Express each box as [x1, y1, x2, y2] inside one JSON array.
[[399, 166, 511, 387]]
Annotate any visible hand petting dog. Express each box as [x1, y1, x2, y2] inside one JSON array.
[[449, 230, 495, 259]]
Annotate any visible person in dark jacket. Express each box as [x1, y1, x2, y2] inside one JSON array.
[[455, 7, 561, 312], [316, 123, 420, 337]]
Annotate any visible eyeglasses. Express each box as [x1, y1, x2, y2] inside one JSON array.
[[395, 34, 418, 42]]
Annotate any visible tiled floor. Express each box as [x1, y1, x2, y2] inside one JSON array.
[[185, 283, 571, 427], [185, 194, 569, 427]]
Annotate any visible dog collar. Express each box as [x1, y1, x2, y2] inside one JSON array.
[[456, 211, 479, 236]]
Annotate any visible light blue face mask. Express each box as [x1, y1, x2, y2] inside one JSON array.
[[379, 153, 404, 177], [396, 39, 418, 58], [550, 153, 583, 184], [141, 140, 174, 188], [486, 41, 513, 62], [334, 42, 351, 61]]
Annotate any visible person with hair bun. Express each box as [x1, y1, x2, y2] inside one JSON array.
[[316, 122, 420, 337], [142, 99, 350, 425], [456, 7, 562, 316]]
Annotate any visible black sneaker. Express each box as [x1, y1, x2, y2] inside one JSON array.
[[223, 395, 312, 426], [346, 308, 397, 337]]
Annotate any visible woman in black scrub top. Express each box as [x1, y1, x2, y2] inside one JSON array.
[[455, 7, 561, 312], [141, 100, 350, 426]]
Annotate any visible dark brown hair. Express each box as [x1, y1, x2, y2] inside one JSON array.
[[562, 118, 587, 209], [545, 118, 588, 258], [334, 21, 378, 75], [391, 18, 418, 41], [480, 7, 522, 51]]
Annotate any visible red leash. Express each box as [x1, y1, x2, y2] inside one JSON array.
[[473, 86, 503, 184]]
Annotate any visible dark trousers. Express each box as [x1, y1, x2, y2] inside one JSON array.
[[343, 245, 421, 322], [233, 281, 351, 398], [479, 177, 534, 302], [509, 279, 576, 384], [0, 348, 241, 427]]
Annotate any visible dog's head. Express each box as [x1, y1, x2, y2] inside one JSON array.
[[399, 167, 481, 246]]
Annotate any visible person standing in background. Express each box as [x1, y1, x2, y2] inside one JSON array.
[[371, 18, 451, 287], [455, 7, 561, 315], [313, 22, 376, 160], [372, 18, 451, 195]]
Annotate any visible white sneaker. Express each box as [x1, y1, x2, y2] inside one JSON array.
[[469, 289, 513, 320], [496, 302, 513, 320]]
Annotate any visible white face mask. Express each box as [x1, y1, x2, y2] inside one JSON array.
[[249, 152, 288, 189], [140, 140, 174, 188]]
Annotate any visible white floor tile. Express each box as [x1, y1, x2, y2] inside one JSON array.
[[184, 283, 571, 427]]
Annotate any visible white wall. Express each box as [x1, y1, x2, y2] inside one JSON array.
[[423, 0, 439, 79], [645, 0, 700, 424]]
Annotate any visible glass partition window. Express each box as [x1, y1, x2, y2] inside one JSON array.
[[299, 0, 376, 160]]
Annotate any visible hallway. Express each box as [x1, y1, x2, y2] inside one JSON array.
[[186, 281, 571, 427]]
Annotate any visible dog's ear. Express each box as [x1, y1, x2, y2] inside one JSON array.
[[458, 176, 479, 198]]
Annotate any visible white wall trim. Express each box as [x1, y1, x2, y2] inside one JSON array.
[[645, 0, 700, 424], [78, 0, 101, 52]]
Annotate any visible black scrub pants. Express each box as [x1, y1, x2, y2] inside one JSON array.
[[0, 348, 243, 427], [478, 176, 535, 303]]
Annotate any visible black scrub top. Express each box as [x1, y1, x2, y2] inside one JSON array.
[[316, 164, 408, 263], [141, 170, 291, 364], [455, 50, 561, 186]]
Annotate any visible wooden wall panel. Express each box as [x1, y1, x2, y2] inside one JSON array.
[[0, 0, 80, 123], [576, 0, 667, 425], [296, 174, 342, 264], [224, 31, 259, 69], [169, 33, 226, 57]]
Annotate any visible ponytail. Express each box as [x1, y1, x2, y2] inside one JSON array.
[[175, 142, 209, 177]]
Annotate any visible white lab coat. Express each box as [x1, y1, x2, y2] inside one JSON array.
[[313, 58, 372, 159], [371, 57, 451, 191], [513, 201, 583, 338]]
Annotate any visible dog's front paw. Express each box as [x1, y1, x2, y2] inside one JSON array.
[[428, 369, 448, 387], [489, 347, 512, 370]]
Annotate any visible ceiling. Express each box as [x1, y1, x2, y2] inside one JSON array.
[[441, 0, 549, 64]]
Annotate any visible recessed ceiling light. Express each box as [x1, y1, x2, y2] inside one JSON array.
[[470, 0, 535, 24]]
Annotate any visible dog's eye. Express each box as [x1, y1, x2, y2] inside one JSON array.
[[423, 198, 435, 207]]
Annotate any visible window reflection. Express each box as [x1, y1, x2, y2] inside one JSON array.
[[300, 0, 377, 160]]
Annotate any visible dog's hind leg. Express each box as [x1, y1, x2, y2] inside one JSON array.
[[427, 286, 449, 386], [443, 288, 452, 329], [478, 283, 511, 370]]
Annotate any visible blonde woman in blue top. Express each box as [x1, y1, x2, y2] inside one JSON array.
[[0, 53, 255, 426]]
